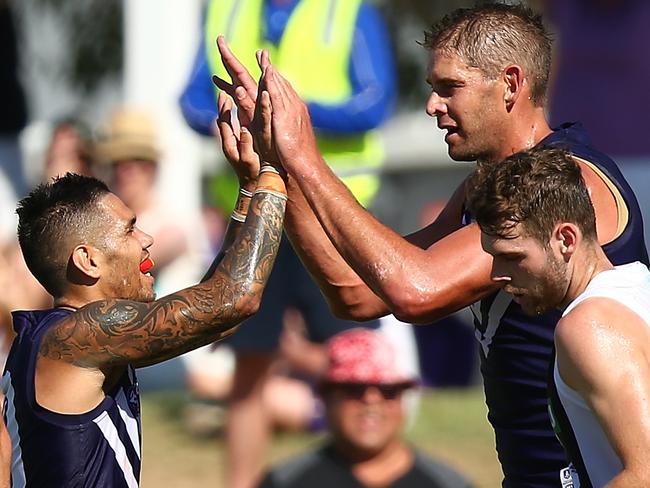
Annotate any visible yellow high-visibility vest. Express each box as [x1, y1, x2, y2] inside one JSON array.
[[206, 0, 383, 211]]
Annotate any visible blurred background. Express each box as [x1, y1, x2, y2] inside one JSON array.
[[2, 0, 649, 486]]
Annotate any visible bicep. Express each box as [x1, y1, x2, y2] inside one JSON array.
[[583, 355, 650, 469], [39, 293, 237, 369], [411, 223, 497, 320], [557, 305, 650, 468], [398, 187, 495, 320]]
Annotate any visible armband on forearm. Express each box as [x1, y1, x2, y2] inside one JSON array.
[[231, 188, 254, 222], [257, 165, 288, 196]]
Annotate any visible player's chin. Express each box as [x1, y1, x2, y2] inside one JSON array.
[[447, 143, 478, 162], [143, 288, 156, 302], [138, 284, 156, 302], [142, 292, 156, 303]]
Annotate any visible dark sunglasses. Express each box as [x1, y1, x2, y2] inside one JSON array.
[[333, 383, 408, 401]]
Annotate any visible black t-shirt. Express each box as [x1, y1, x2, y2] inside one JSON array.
[[257, 443, 473, 488]]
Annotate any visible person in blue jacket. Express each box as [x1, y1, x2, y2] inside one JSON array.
[[179, 2, 396, 487]]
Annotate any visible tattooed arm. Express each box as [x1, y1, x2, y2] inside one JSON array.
[[201, 89, 261, 283], [40, 172, 287, 369]]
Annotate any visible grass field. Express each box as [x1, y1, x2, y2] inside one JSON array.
[[141, 386, 503, 487]]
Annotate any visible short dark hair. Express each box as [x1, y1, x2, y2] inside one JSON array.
[[16, 173, 110, 297], [422, 3, 552, 106], [466, 146, 597, 244]]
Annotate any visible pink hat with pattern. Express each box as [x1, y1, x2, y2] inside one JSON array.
[[323, 328, 417, 386]]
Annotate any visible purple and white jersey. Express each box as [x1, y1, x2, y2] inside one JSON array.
[[465, 122, 648, 487], [2, 308, 141, 487]]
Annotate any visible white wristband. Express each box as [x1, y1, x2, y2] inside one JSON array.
[[231, 210, 246, 222], [259, 165, 280, 175]]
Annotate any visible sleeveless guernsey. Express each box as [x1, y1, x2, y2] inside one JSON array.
[[549, 262, 650, 487], [466, 122, 648, 487], [2, 308, 141, 487]]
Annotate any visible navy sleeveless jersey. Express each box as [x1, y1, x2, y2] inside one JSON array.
[[466, 123, 648, 487], [1, 308, 142, 487]]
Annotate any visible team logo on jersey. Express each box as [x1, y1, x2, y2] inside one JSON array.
[[560, 465, 579, 488]]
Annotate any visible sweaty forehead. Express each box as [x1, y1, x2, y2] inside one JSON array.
[[97, 192, 135, 226], [426, 50, 482, 83], [484, 230, 542, 257]]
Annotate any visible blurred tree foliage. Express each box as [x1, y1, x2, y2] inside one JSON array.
[[24, 0, 122, 94]]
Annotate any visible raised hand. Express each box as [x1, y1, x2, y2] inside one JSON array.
[[212, 36, 258, 126], [264, 64, 321, 174], [216, 90, 260, 190]]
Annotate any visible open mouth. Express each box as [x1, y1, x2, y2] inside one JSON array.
[[140, 257, 155, 274]]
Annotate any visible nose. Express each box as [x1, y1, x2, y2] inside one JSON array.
[[426, 91, 447, 118], [137, 227, 154, 250], [490, 262, 512, 285], [360, 386, 384, 404]]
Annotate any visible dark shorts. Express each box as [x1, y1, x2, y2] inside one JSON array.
[[226, 237, 379, 351]]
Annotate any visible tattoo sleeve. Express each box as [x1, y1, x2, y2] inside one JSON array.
[[40, 191, 286, 368]]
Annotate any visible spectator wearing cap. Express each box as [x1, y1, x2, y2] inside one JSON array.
[[256, 328, 474, 488], [94, 107, 208, 297]]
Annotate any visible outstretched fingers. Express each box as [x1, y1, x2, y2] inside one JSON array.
[[274, 68, 300, 108], [216, 92, 240, 163], [259, 90, 275, 157], [238, 126, 258, 168], [212, 74, 236, 97], [256, 49, 271, 74], [264, 65, 287, 112], [234, 85, 256, 126], [216, 36, 258, 101]]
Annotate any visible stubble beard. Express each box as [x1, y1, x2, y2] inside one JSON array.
[[523, 254, 568, 316]]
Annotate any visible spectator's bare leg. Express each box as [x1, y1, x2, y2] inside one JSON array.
[[225, 352, 275, 488]]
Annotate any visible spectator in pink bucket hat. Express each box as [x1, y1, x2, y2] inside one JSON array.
[[256, 328, 473, 488]]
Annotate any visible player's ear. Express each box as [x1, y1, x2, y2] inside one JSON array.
[[553, 223, 579, 261], [70, 244, 102, 280], [502, 64, 525, 111]]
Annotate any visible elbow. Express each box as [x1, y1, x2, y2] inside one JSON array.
[[229, 293, 263, 324], [330, 300, 369, 321], [388, 290, 451, 325], [237, 298, 262, 322], [330, 285, 387, 321]]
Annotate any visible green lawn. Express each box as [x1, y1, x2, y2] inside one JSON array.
[[140, 386, 502, 487]]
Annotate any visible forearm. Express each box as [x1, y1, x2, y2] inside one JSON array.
[[201, 186, 255, 282], [41, 172, 287, 368], [285, 176, 389, 320], [287, 156, 490, 322]]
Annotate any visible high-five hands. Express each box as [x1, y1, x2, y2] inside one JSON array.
[[213, 37, 284, 177], [213, 36, 322, 180], [262, 61, 321, 174], [215, 91, 259, 191]]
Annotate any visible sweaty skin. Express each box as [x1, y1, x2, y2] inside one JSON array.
[[213, 39, 620, 326], [39, 191, 286, 369]]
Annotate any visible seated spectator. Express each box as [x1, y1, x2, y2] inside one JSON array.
[[256, 328, 473, 488]]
